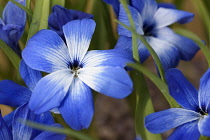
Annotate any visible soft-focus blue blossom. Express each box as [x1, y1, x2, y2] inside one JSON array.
[[48, 5, 93, 40], [22, 19, 133, 130], [114, 0, 199, 71], [102, 0, 120, 16], [0, 61, 66, 139], [145, 68, 210, 139], [0, 104, 66, 140], [0, 0, 26, 55]]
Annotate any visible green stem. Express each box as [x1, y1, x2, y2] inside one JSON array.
[[27, 0, 50, 41], [127, 63, 179, 108], [0, 40, 21, 70]]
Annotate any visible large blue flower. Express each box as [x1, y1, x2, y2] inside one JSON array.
[[145, 68, 210, 139], [0, 61, 66, 139], [22, 19, 133, 130], [114, 0, 199, 70], [0, 0, 26, 55], [48, 5, 93, 40]]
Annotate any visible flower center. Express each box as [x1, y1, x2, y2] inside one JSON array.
[[71, 66, 80, 77], [199, 109, 208, 116]]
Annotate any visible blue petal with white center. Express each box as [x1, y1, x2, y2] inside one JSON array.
[[153, 27, 199, 61], [198, 115, 210, 137], [130, 0, 157, 25], [78, 66, 133, 99], [145, 108, 200, 134], [146, 37, 180, 71], [63, 19, 96, 64], [29, 69, 74, 114], [118, 4, 144, 37], [165, 69, 199, 111], [59, 78, 94, 130], [152, 7, 194, 29], [22, 29, 70, 73], [168, 121, 200, 140], [81, 48, 134, 68], [19, 60, 42, 91], [0, 80, 31, 107]]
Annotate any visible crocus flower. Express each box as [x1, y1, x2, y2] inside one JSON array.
[[0, 104, 66, 140], [22, 19, 133, 130], [48, 5, 93, 40], [115, 0, 199, 70], [145, 68, 210, 139], [0, 0, 26, 55]]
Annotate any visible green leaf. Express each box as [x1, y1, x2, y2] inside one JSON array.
[[127, 63, 179, 108], [50, 0, 65, 7], [23, 120, 97, 140], [174, 28, 210, 67], [27, 0, 50, 41], [0, 40, 21, 70]]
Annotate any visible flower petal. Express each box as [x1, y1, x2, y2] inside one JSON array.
[[19, 60, 42, 91], [78, 66, 133, 99], [12, 103, 54, 139], [198, 115, 210, 137], [168, 121, 200, 140], [63, 19, 96, 64], [22, 29, 70, 73], [115, 36, 150, 63], [118, 4, 143, 37], [130, 0, 157, 25], [146, 37, 180, 71], [59, 78, 94, 130], [49, 5, 93, 39], [81, 48, 133, 68], [198, 68, 210, 112], [153, 8, 194, 29], [0, 80, 31, 107], [165, 69, 199, 111], [33, 124, 66, 140], [153, 27, 199, 61], [0, 112, 12, 140], [0, 24, 22, 54], [3, 1, 26, 26], [29, 69, 74, 114], [3, 111, 15, 129], [145, 108, 200, 134], [103, 0, 120, 16]]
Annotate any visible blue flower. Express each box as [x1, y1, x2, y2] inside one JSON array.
[[22, 19, 133, 130], [48, 5, 93, 40], [0, 104, 66, 140], [0, 0, 26, 55], [0, 61, 66, 139], [102, 0, 120, 16], [115, 0, 199, 70], [145, 68, 210, 139]]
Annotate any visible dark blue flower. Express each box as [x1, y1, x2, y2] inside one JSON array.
[[102, 0, 120, 16], [145, 68, 210, 139], [0, 0, 26, 55], [22, 19, 133, 130], [115, 0, 199, 70], [48, 5, 93, 40]]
